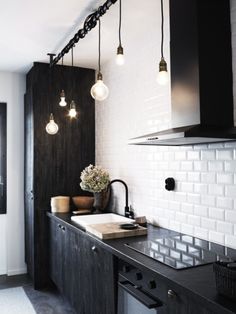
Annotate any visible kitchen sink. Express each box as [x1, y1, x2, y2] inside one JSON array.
[[71, 213, 134, 229]]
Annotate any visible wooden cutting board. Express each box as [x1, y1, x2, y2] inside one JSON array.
[[86, 222, 147, 239]]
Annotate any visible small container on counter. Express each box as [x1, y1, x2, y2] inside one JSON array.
[[51, 196, 70, 213], [135, 216, 147, 227]]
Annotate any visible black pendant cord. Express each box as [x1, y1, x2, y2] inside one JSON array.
[[50, 0, 117, 67], [47, 54, 55, 115], [118, 0, 122, 47], [98, 19, 101, 74], [71, 46, 74, 67], [160, 0, 164, 59]]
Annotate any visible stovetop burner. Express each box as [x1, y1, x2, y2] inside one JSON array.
[[126, 234, 231, 270]]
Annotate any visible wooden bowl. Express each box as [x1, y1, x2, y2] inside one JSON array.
[[72, 196, 94, 209]]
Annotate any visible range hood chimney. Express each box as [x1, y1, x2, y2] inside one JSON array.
[[130, 0, 236, 146]]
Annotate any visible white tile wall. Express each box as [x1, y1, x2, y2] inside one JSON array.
[[95, 0, 236, 249]]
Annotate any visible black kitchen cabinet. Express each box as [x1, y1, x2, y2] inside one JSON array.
[[48, 216, 117, 314], [24, 62, 95, 288]]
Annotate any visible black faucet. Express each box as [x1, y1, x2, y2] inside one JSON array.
[[108, 179, 134, 219]]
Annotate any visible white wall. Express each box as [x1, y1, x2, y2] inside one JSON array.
[[96, 0, 236, 249], [0, 72, 26, 275]]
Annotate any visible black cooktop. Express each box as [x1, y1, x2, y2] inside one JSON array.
[[126, 234, 231, 269]]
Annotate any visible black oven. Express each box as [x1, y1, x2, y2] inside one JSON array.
[[118, 260, 167, 314]]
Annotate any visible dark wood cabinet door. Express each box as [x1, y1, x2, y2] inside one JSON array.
[[49, 218, 66, 291], [80, 235, 116, 314], [48, 218, 116, 314]]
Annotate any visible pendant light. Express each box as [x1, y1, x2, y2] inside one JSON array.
[[59, 89, 67, 107], [69, 100, 77, 118], [116, 0, 124, 66], [59, 57, 67, 107], [46, 54, 59, 135], [69, 47, 78, 118], [46, 113, 59, 135], [90, 19, 109, 101], [157, 0, 169, 85]]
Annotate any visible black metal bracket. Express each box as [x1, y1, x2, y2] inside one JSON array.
[[50, 0, 118, 67]]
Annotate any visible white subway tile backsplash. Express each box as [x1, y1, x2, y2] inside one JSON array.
[[187, 151, 200, 160], [181, 203, 194, 214], [201, 150, 215, 160], [226, 185, 236, 197], [188, 172, 200, 182], [208, 161, 224, 172], [209, 207, 225, 220], [188, 215, 201, 226], [181, 161, 193, 171], [225, 210, 236, 223], [217, 197, 234, 209], [194, 205, 208, 217], [194, 227, 209, 240], [95, 2, 236, 250], [225, 235, 236, 247], [217, 173, 234, 184], [201, 217, 216, 230], [208, 184, 224, 196], [224, 161, 236, 172], [201, 195, 216, 207], [217, 221, 234, 234], [181, 224, 194, 235], [216, 149, 233, 160], [209, 231, 225, 244], [201, 172, 216, 183]]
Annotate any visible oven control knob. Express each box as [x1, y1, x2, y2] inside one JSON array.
[[123, 265, 131, 273], [148, 280, 156, 289], [135, 272, 143, 280]]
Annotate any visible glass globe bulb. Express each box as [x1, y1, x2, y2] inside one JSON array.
[[59, 97, 67, 107], [90, 79, 109, 101], [46, 114, 59, 135], [116, 53, 125, 66], [69, 108, 77, 118], [156, 70, 169, 86]]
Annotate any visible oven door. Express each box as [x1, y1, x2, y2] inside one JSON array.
[[118, 280, 166, 314]]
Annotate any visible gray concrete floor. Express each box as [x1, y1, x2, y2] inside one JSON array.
[[0, 274, 76, 314]]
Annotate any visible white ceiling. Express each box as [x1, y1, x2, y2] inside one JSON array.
[[0, 0, 110, 72], [0, 0, 160, 73]]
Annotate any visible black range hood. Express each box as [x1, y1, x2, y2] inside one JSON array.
[[130, 0, 236, 146]]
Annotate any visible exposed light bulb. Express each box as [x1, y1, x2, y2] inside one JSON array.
[[69, 100, 77, 118], [46, 114, 59, 135], [116, 45, 125, 66], [59, 90, 67, 107], [90, 73, 109, 101], [157, 57, 169, 85], [157, 70, 169, 85]]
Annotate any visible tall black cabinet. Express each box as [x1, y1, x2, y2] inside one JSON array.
[[24, 62, 95, 288]]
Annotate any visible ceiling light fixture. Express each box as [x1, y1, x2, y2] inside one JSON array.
[[69, 46, 78, 118], [90, 19, 109, 101], [116, 0, 124, 66], [59, 57, 67, 107], [46, 53, 59, 135], [46, 113, 59, 135], [157, 0, 169, 85], [59, 89, 67, 107], [69, 100, 77, 118]]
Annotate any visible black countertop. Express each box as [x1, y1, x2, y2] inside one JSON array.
[[47, 212, 236, 314]]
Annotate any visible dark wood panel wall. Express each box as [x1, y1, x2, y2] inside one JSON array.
[[0, 103, 6, 214], [24, 62, 95, 288]]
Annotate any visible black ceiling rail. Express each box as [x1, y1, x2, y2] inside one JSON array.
[[50, 0, 118, 67]]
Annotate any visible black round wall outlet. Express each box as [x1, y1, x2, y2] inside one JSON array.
[[165, 178, 175, 191]]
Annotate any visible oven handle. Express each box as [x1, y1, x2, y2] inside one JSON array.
[[118, 280, 163, 309]]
